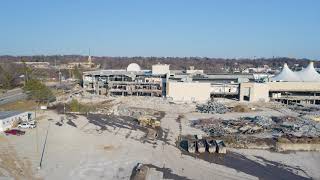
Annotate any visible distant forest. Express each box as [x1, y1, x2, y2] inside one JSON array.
[[0, 55, 318, 73]]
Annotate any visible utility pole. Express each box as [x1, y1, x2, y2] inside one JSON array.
[[58, 69, 62, 84], [39, 123, 50, 169]]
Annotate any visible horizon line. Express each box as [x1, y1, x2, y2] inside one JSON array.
[[0, 54, 318, 61]]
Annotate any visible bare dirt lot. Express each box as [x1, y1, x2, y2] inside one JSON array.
[[1, 97, 320, 180]]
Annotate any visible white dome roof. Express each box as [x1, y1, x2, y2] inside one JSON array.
[[271, 62, 320, 82], [126, 63, 141, 71]]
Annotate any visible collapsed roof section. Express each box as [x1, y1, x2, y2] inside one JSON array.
[[271, 62, 320, 82]]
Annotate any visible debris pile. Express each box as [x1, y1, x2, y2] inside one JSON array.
[[191, 115, 320, 138], [242, 116, 274, 128], [191, 118, 227, 136], [271, 116, 320, 137], [196, 101, 229, 114], [288, 104, 320, 116]]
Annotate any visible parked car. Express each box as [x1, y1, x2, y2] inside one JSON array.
[[28, 120, 37, 126], [5, 129, 25, 136], [18, 122, 36, 129]]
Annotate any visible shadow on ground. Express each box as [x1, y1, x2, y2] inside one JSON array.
[[86, 114, 170, 145], [129, 163, 190, 180], [178, 139, 310, 180]]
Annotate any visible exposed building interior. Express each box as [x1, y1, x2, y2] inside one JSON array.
[[83, 62, 320, 105], [83, 63, 166, 97]]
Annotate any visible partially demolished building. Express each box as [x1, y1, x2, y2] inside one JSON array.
[[83, 63, 253, 101], [83, 61, 320, 105], [83, 63, 166, 97]]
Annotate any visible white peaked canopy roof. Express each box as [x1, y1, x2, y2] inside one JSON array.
[[271, 62, 320, 82], [296, 62, 320, 82], [271, 63, 301, 82]]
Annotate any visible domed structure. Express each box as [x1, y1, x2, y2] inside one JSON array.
[[126, 63, 141, 71]]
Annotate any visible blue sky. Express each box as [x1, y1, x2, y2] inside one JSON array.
[[0, 0, 319, 59]]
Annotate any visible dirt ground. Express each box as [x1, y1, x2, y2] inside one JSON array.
[[0, 138, 41, 180], [0, 97, 320, 180]]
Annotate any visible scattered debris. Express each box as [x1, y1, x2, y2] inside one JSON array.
[[192, 115, 320, 138], [196, 100, 229, 114], [190, 113, 320, 150], [288, 104, 320, 116]]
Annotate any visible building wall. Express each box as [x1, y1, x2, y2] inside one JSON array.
[[167, 81, 211, 102], [0, 112, 29, 131], [239, 82, 270, 102], [152, 64, 170, 75], [186, 69, 204, 74], [210, 84, 239, 95], [267, 82, 320, 92], [239, 82, 320, 103]]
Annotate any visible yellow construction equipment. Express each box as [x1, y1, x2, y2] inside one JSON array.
[[138, 115, 160, 128]]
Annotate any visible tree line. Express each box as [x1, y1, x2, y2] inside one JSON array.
[[0, 55, 317, 73]]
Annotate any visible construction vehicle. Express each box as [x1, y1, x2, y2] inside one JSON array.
[[137, 115, 160, 128]]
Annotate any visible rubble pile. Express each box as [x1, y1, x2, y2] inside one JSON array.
[[191, 118, 226, 136], [270, 116, 320, 137], [192, 115, 320, 138], [196, 101, 229, 114], [289, 104, 320, 116], [242, 116, 274, 128]]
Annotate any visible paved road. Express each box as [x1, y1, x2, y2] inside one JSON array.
[[0, 88, 27, 106]]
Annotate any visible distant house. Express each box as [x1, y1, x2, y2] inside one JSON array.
[[0, 111, 30, 131]]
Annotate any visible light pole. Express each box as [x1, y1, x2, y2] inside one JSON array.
[[38, 123, 50, 169]]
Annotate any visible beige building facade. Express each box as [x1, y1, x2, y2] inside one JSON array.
[[152, 64, 170, 75], [166, 81, 211, 102], [239, 82, 270, 102], [239, 82, 320, 104]]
